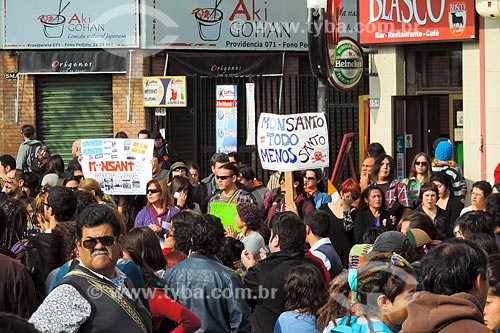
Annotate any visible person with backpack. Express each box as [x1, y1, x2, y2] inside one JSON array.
[[16, 125, 50, 177], [316, 252, 416, 333]]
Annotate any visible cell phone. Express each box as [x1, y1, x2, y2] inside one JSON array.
[[263, 245, 271, 256], [173, 192, 180, 199]]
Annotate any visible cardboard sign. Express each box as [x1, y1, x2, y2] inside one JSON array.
[[209, 202, 238, 230], [359, 0, 476, 44], [257, 112, 329, 171], [81, 138, 153, 195]]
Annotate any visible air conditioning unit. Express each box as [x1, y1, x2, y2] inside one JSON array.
[[476, 0, 500, 19]]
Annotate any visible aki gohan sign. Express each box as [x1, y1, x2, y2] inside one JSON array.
[[4, 0, 139, 49], [359, 0, 476, 44]]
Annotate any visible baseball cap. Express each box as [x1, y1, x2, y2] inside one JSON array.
[[405, 228, 441, 248], [372, 231, 406, 253]]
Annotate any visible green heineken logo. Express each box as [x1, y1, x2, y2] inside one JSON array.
[[331, 38, 364, 90]]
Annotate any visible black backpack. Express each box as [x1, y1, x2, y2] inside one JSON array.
[[27, 141, 51, 174]]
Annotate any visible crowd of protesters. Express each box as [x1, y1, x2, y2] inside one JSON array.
[[0, 125, 499, 333]]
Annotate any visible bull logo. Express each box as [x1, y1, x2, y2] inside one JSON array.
[[449, 2, 466, 36]]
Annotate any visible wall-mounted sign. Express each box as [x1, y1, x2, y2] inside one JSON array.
[[143, 77, 187, 107], [80, 138, 153, 195], [4, 0, 139, 49], [216, 85, 238, 153], [143, 0, 309, 50], [257, 112, 330, 171], [4, 71, 18, 81], [331, 38, 364, 90], [359, 0, 476, 44]]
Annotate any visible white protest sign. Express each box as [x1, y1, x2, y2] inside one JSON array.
[[257, 113, 329, 171], [80, 138, 154, 195]]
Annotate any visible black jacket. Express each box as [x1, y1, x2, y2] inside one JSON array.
[[243, 250, 325, 333], [354, 208, 391, 244]]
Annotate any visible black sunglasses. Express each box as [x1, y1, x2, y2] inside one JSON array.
[[82, 236, 117, 249], [147, 188, 160, 194], [216, 175, 233, 180]]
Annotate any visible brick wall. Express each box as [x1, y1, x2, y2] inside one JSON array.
[[0, 51, 36, 157], [112, 50, 148, 137]]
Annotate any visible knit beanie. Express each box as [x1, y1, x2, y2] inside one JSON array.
[[435, 141, 453, 161]]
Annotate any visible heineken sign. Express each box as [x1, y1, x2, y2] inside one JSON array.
[[330, 38, 364, 91]]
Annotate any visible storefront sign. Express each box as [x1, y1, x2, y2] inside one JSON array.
[[216, 85, 238, 153], [143, 77, 187, 107], [4, 71, 18, 81], [80, 138, 154, 195], [359, 0, 476, 44], [257, 112, 329, 171], [18, 51, 127, 74], [331, 38, 364, 90], [143, 0, 309, 50], [339, 0, 360, 41], [4, 0, 139, 49], [166, 53, 284, 76]]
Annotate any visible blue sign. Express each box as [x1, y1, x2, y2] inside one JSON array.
[[215, 85, 238, 153]]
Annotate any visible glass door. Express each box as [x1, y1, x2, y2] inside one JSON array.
[[449, 94, 464, 168]]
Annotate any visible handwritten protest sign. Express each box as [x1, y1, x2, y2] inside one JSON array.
[[209, 202, 238, 230], [81, 139, 154, 195], [257, 113, 329, 171]]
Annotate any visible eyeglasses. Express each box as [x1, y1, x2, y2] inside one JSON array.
[[216, 175, 232, 180], [415, 161, 427, 166], [304, 177, 316, 181], [68, 186, 79, 191], [74, 175, 84, 182], [82, 235, 117, 249], [147, 188, 160, 194], [173, 168, 186, 172]]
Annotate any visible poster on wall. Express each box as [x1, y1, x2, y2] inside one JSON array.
[[359, 0, 476, 44], [216, 85, 238, 153], [4, 0, 139, 49], [143, 76, 187, 107], [257, 113, 329, 171], [80, 138, 153, 195]]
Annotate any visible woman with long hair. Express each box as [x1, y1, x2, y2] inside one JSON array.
[[354, 185, 391, 244], [41, 155, 65, 187], [264, 171, 314, 222], [125, 226, 201, 333], [430, 171, 463, 231], [320, 178, 361, 268], [168, 176, 201, 215], [316, 252, 416, 332], [78, 178, 116, 208], [404, 152, 433, 207], [134, 179, 183, 246], [274, 264, 329, 333], [303, 169, 331, 209]]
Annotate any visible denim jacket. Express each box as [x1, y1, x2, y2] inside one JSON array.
[[163, 253, 250, 333]]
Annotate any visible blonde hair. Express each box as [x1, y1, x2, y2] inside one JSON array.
[[79, 178, 116, 208]]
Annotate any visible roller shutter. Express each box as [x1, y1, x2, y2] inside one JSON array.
[[36, 75, 113, 166]]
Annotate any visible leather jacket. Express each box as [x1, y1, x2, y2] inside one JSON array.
[[163, 253, 250, 333]]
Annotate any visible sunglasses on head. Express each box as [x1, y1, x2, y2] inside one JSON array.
[[147, 188, 160, 194], [82, 235, 117, 249]]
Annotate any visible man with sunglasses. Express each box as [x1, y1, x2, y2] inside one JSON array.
[[30, 204, 152, 333], [207, 163, 255, 214]]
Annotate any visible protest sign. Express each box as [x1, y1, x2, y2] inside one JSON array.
[[209, 202, 238, 230], [80, 138, 154, 195], [257, 112, 329, 171]]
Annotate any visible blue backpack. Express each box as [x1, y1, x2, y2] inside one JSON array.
[[328, 316, 393, 333]]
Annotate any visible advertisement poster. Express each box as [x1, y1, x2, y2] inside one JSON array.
[[257, 113, 329, 171], [4, 0, 139, 49], [245, 83, 256, 146], [80, 138, 154, 195], [359, 0, 476, 44], [143, 76, 187, 107], [216, 85, 238, 153]]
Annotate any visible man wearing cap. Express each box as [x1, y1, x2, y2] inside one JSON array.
[[151, 130, 181, 170], [371, 231, 407, 254], [165, 161, 191, 184], [432, 140, 467, 201], [405, 228, 441, 291]]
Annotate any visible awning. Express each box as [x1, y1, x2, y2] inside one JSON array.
[[18, 50, 127, 74], [166, 52, 285, 76]]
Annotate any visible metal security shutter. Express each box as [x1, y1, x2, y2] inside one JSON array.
[[36, 75, 113, 166]]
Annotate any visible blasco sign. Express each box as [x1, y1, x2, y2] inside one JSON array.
[[359, 0, 476, 44]]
